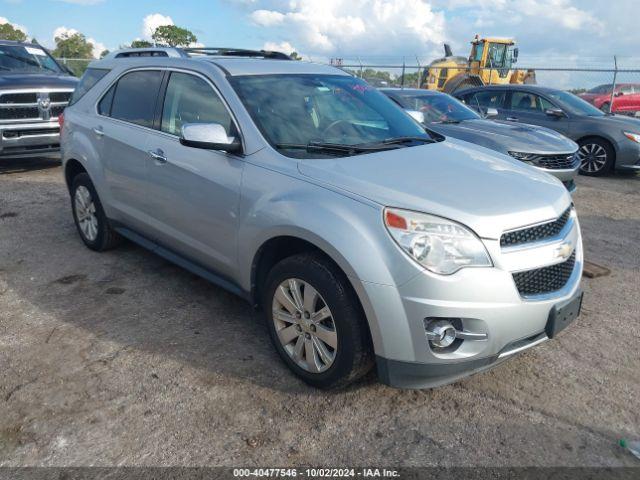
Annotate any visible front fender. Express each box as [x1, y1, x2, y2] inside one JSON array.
[[237, 162, 424, 358]]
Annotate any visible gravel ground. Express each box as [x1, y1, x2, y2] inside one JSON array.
[[0, 158, 639, 467]]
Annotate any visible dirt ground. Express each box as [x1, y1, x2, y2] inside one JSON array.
[[0, 158, 639, 467]]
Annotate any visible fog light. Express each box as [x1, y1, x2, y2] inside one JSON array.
[[425, 320, 457, 348]]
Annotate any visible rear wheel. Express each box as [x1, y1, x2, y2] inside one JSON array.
[[263, 253, 373, 389], [71, 173, 122, 251], [577, 138, 614, 176]]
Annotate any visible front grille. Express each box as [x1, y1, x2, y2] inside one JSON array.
[[50, 106, 65, 118], [510, 152, 579, 170], [513, 252, 576, 296], [0, 93, 38, 104], [48, 92, 72, 103], [501, 207, 572, 247], [0, 90, 73, 122], [0, 106, 40, 120]]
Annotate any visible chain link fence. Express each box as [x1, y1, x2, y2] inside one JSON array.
[[56, 55, 640, 116], [328, 55, 640, 116]]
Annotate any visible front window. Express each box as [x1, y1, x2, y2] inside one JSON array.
[[547, 90, 605, 117], [394, 93, 480, 123], [230, 74, 431, 158], [0, 45, 64, 74]]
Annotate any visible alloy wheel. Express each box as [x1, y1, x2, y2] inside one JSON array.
[[74, 185, 99, 242], [272, 278, 337, 373], [577, 143, 608, 174]]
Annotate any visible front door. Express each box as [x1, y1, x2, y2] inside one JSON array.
[[504, 90, 572, 136], [144, 70, 244, 278]]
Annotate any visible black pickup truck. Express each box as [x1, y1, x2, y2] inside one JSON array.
[[0, 40, 78, 159]]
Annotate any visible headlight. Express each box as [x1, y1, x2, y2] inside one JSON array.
[[384, 208, 492, 275], [623, 131, 640, 143]]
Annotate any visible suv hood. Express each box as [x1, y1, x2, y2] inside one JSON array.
[[298, 138, 571, 240], [428, 119, 577, 156], [0, 73, 78, 90]]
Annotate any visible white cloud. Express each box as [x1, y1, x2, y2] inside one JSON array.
[[250, 9, 285, 26], [142, 13, 174, 41], [244, 0, 445, 56], [263, 41, 297, 55], [0, 16, 28, 35], [52, 26, 107, 59]]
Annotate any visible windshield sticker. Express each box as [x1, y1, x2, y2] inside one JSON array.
[[25, 46, 47, 56]]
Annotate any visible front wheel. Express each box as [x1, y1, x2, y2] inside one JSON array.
[[71, 173, 122, 251], [600, 102, 611, 113], [263, 253, 373, 389], [577, 138, 614, 176]]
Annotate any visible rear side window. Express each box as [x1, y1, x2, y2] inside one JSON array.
[[69, 68, 110, 106], [110, 70, 163, 128]]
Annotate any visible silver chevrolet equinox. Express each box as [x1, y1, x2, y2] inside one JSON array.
[[60, 48, 584, 389]]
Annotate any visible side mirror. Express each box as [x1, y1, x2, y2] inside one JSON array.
[[545, 108, 566, 118], [406, 110, 425, 124], [180, 123, 242, 154], [485, 107, 499, 118], [513, 48, 519, 60]]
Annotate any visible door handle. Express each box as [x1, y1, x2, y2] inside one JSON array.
[[148, 149, 167, 164], [93, 126, 104, 137], [506, 117, 519, 122]]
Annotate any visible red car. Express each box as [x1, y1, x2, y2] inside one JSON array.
[[579, 83, 640, 115]]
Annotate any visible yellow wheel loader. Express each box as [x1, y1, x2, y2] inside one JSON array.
[[421, 36, 536, 93]]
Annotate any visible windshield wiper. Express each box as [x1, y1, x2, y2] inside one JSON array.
[[374, 136, 436, 145], [276, 141, 398, 156], [436, 119, 462, 124]]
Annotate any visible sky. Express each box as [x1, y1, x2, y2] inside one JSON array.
[[0, 0, 636, 68]]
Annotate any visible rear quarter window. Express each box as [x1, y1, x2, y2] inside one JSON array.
[[69, 68, 110, 106]]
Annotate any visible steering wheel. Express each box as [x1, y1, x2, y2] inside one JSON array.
[[322, 119, 354, 138]]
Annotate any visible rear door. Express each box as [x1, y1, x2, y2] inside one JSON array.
[[503, 90, 572, 136], [96, 69, 164, 233], [143, 70, 244, 278], [615, 85, 640, 113]]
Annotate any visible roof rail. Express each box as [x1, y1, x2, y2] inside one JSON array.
[[106, 47, 188, 59], [105, 46, 292, 61], [183, 47, 292, 60]]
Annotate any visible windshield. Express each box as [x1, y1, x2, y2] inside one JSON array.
[[230, 74, 431, 158], [0, 45, 63, 74], [393, 92, 480, 123], [547, 90, 605, 117]]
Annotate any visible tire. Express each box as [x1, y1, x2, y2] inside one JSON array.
[[70, 173, 122, 251], [577, 137, 615, 176], [262, 253, 374, 389], [600, 102, 611, 113]]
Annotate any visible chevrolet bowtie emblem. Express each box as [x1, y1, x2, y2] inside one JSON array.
[[554, 241, 573, 260]]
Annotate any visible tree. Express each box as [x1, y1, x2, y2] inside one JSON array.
[[0, 23, 27, 42], [290, 51, 302, 61], [52, 32, 93, 59], [151, 25, 197, 47], [130, 39, 153, 48]]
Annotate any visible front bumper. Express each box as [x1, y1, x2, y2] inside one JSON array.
[[0, 121, 61, 159], [363, 213, 583, 389], [615, 140, 640, 170]]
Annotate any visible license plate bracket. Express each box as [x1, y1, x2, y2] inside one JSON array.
[[546, 290, 583, 339]]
